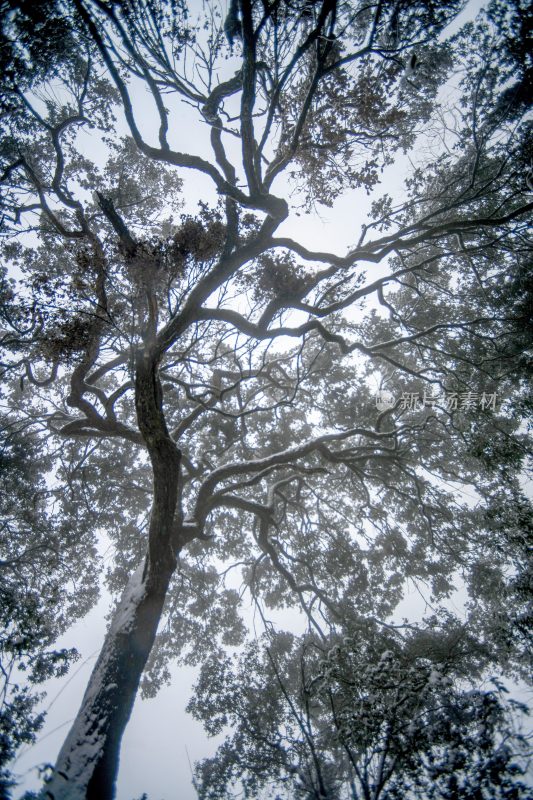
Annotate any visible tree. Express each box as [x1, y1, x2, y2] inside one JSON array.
[[0, 0, 531, 797], [0, 427, 85, 797], [189, 623, 531, 799]]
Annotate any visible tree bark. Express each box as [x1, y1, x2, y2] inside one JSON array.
[[44, 348, 182, 799], [43, 562, 174, 800]]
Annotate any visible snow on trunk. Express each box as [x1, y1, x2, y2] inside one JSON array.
[[42, 562, 172, 800], [44, 348, 182, 798]]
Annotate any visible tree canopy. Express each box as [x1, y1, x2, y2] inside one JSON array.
[[0, 0, 531, 797]]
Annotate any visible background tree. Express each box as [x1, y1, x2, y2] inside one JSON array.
[[189, 623, 531, 799], [0, 426, 88, 797], [0, 0, 531, 798]]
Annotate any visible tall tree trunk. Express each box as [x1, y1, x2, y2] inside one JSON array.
[[44, 348, 182, 799], [43, 561, 175, 800]]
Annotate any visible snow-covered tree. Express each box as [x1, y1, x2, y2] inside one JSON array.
[[189, 623, 531, 799], [0, 0, 531, 797]]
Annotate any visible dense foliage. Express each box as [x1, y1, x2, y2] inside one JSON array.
[[190, 624, 531, 798]]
